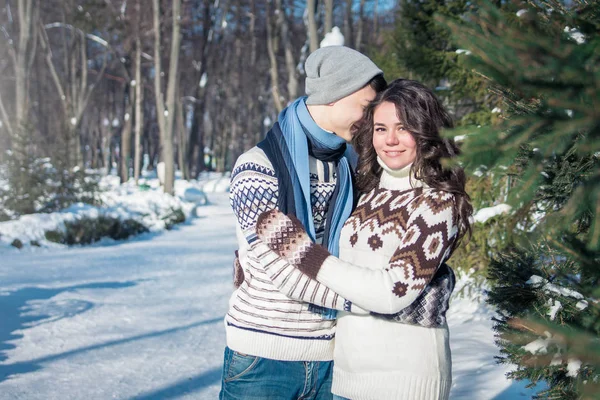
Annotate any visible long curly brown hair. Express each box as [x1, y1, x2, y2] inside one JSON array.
[[352, 79, 473, 245]]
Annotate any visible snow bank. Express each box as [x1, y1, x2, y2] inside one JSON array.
[[448, 273, 543, 398], [0, 176, 201, 252], [196, 171, 230, 193]]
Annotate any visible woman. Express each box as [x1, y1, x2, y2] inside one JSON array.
[[253, 79, 473, 400]]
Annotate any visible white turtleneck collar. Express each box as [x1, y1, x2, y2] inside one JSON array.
[[377, 156, 425, 191]]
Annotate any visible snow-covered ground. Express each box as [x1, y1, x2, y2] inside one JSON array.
[[0, 172, 231, 252], [0, 180, 540, 399], [448, 279, 543, 399]]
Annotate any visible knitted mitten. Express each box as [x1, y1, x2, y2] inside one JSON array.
[[256, 209, 330, 279]]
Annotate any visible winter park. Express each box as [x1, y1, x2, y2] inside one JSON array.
[[0, 1, 598, 400]]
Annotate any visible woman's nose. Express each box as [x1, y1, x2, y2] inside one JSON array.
[[385, 132, 399, 145]]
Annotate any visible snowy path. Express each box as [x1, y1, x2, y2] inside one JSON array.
[[0, 193, 534, 399]]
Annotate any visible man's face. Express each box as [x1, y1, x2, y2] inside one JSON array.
[[329, 85, 377, 142], [372, 101, 417, 170]]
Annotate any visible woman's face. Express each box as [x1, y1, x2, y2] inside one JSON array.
[[372, 101, 417, 170]]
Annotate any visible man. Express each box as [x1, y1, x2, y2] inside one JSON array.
[[220, 46, 386, 399]]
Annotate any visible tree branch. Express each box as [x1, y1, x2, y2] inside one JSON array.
[[38, 23, 68, 115]]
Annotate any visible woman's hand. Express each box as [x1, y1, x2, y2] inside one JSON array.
[[256, 209, 330, 279]]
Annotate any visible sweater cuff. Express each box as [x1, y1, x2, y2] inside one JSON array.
[[298, 246, 331, 280]]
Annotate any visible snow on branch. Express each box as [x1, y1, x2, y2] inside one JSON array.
[[473, 204, 511, 223], [526, 275, 589, 312], [44, 23, 109, 48]]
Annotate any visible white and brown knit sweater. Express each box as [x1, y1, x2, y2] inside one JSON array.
[[227, 146, 350, 362], [255, 159, 459, 399]]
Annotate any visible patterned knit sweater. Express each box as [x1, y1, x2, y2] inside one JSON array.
[[227, 145, 348, 361], [255, 160, 458, 399]]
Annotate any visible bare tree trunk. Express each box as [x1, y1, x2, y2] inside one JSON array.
[[133, 4, 143, 184], [0, 0, 38, 160], [306, 0, 319, 52], [152, 0, 181, 194], [208, 121, 216, 171], [93, 127, 100, 169], [266, 0, 283, 113], [187, 0, 228, 178], [149, 132, 161, 170], [15, 0, 36, 125], [355, 0, 367, 52], [189, 99, 206, 178], [176, 97, 188, 180], [217, 120, 235, 173], [107, 137, 113, 173], [324, 0, 333, 34], [120, 84, 133, 183], [101, 97, 111, 174], [373, 0, 379, 43], [250, 0, 257, 65], [39, 25, 108, 168], [276, 0, 298, 101], [70, 31, 80, 166], [165, 0, 181, 191], [152, 0, 167, 186], [344, 0, 354, 49]]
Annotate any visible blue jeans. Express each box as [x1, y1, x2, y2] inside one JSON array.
[[219, 346, 333, 399]]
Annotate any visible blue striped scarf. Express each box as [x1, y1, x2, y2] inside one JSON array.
[[257, 97, 357, 319]]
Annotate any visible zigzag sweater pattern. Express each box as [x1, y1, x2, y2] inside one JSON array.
[[254, 162, 457, 328], [255, 161, 459, 399]]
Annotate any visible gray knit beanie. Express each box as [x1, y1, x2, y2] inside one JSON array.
[[305, 46, 383, 105]]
